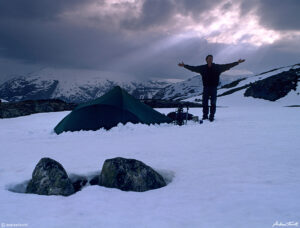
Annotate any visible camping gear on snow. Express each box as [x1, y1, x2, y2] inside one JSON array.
[[192, 116, 199, 122], [185, 105, 189, 124], [167, 105, 194, 126], [176, 105, 184, 126], [54, 86, 172, 134]]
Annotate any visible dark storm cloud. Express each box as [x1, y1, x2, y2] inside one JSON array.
[[176, 0, 221, 18], [239, 0, 259, 15], [0, 19, 125, 68], [257, 0, 300, 31], [122, 0, 176, 30], [0, 0, 299, 81], [241, 40, 300, 74], [0, 1, 142, 70], [0, 0, 105, 68], [240, 0, 300, 31], [121, 0, 227, 30], [0, 0, 91, 21], [0, 0, 183, 74]]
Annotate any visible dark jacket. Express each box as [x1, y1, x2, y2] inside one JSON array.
[[184, 62, 239, 87]]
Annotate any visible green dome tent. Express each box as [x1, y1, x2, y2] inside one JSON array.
[[54, 86, 172, 134]]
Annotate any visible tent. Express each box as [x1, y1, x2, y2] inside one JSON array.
[[54, 86, 172, 134]]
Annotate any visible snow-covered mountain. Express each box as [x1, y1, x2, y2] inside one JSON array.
[[153, 73, 246, 100], [0, 99, 8, 103], [1, 64, 299, 104], [0, 68, 171, 103], [153, 75, 203, 100]]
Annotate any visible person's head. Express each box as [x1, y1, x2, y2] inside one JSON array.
[[206, 55, 213, 64]]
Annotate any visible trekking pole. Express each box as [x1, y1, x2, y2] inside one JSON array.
[[175, 107, 178, 125], [186, 105, 189, 124]]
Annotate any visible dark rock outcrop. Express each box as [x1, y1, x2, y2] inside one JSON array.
[[244, 69, 299, 101], [0, 99, 77, 118], [69, 175, 88, 192], [98, 157, 166, 192], [26, 158, 75, 196], [89, 175, 100, 186]]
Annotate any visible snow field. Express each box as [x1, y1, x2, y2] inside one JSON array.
[[0, 106, 300, 228]]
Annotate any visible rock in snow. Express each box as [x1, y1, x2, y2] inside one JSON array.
[[98, 157, 166, 192], [244, 69, 299, 101], [89, 175, 100, 186], [69, 174, 88, 193], [25, 157, 167, 196], [26, 158, 75, 196]]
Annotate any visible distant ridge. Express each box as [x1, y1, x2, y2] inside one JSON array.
[[0, 67, 171, 103], [1, 64, 299, 104]]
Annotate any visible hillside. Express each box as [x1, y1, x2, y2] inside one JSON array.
[[184, 64, 300, 106], [153, 74, 239, 100]]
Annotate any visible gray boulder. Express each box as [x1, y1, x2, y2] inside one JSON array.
[[26, 158, 75, 196], [98, 157, 166, 192]]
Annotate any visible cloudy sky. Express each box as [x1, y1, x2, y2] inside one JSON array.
[[0, 0, 299, 82]]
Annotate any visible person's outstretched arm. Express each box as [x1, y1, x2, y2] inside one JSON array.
[[178, 61, 203, 74], [218, 59, 245, 73]]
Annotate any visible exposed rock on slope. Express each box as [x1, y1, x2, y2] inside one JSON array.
[[217, 64, 300, 101], [244, 69, 299, 101], [0, 99, 76, 118]]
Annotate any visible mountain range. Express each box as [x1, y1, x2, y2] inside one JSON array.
[[0, 64, 299, 103], [0, 68, 170, 103]]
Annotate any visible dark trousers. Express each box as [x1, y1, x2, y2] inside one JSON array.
[[202, 86, 217, 118]]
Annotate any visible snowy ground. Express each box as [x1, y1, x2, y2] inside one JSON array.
[[0, 103, 300, 227]]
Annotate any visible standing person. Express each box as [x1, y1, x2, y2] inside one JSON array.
[[178, 55, 245, 121]]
